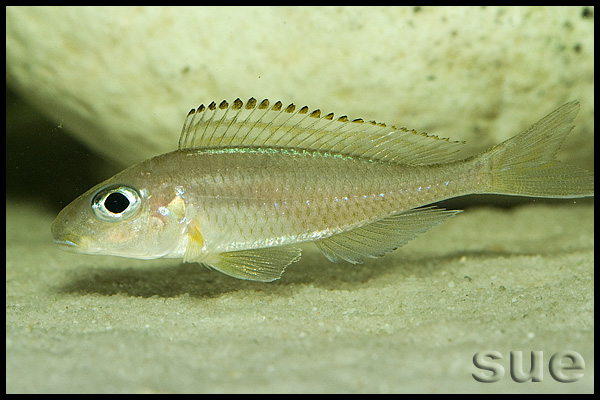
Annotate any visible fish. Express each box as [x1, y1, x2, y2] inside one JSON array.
[[52, 98, 594, 282]]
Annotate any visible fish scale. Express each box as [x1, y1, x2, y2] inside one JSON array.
[[179, 150, 461, 249]]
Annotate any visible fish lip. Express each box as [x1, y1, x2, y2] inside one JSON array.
[[53, 238, 86, 253], [53, 236, 102, 255], [53, 237, 78, 246], [54, 239, 80, 250]]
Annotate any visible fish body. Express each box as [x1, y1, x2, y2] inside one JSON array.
[[52, 99, 594, 281]]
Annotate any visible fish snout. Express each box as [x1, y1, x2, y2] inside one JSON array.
[[51, 214, 83, 251]]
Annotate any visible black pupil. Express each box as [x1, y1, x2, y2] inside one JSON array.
[[104, 192, 130, 214]]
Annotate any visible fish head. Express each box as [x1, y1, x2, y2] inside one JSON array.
[[52, 169, 188, 260]]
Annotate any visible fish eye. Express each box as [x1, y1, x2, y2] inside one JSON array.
[[91, 185, 141, 222]]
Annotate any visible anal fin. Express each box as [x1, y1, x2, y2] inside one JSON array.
[[315, 207, 462, 264]]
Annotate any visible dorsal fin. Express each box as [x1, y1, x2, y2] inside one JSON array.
[[178, 97, 466, 164]]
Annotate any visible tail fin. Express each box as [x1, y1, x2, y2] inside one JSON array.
[[485, 101, 594, 198]]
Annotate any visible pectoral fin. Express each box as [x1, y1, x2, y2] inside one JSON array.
[[315, 207, 462, 264], [183, 220, 205, 263], [206, 247, 302, 282]]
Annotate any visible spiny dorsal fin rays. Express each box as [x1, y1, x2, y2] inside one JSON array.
[[179, 97, 467, 165], [179, 106, 201, 149]]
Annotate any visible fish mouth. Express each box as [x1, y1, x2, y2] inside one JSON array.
[[54, 238, 83, 252], [54, 238, 78, 248], [52, 233, 102, 255], [52, 217, 95, 254]]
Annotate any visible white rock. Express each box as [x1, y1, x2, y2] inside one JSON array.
[[7, 6, 594, 166]]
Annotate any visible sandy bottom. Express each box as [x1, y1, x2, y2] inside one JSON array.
[[6, 197, 593, 393]]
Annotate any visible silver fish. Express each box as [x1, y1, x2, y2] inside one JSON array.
[[52, 98, 594, 281]]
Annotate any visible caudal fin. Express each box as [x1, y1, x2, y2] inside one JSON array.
[[485, 101, 593, 198]]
